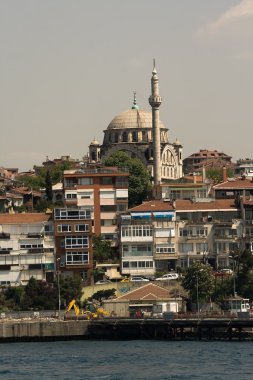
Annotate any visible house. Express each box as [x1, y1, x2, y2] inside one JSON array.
[[103, 282, 182, 317]]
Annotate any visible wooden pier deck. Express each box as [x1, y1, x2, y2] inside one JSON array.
[[88, 317, 253, 341]]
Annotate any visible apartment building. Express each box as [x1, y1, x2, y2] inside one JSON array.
[[0, 213, 55, 286], [175, 199, 242, 269], [53, 208, 93, 282], [120, 200, 176, 277], [63, 166, 129, 246]]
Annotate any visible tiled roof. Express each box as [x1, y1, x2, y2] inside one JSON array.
[[213, 178, 253, 189], [176, 199, 237, 211], [115, 283, 173, 301], [128, 200, 174, 212], [0, 213, 51, 224]]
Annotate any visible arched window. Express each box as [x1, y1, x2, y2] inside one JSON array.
[[132, 131, 137, 142], [122, 132, 127, 142]]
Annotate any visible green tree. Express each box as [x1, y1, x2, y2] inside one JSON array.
[[89, 288, 116, 303], [206, 167, 234, 183], [45, 170, 53, 201], [93, 234, 112, 263], [59, 275, 83, 308], [104, 151, 151, 208], [22, 277, 58, 310], [182, 263, 215, 302]]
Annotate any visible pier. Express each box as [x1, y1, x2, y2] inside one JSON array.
[[88, 317, 253, 341], [1, 317, 253, 342]]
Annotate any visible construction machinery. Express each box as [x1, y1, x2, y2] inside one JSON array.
[[65, 300, 109, 320]]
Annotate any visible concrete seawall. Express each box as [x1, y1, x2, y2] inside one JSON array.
[[0, 320, 90, 343]]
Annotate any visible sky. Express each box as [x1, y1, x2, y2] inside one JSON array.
[[0, 0, 253, 171]]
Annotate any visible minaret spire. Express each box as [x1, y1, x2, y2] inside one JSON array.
[[149, 59, 162, 184]]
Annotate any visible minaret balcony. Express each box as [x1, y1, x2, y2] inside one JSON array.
[[149, 95, 162, 108]]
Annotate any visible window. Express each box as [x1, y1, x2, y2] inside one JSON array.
[[66, 252, 89, 265], [116, 204, 128, 212], [100, 205, 117, 212], [100, 177, 113, 185], [20, 243, 43, 249], [121, 225, 153, 238], [101, 219, 116, 226], [54, 208, 91, 220], [123, 261, 154, 268], [196, 227, 207, 237], [57, 225, 71, 233], [78, 178, 93, 185], [66, 193, 77, 199], [75, 224, 89, 232], [65, 236, 89, 248], [179, 243, 193, 253], [156, 245, 175, 254], [44, 224, 54, 236], [122, 244, 152, 257]]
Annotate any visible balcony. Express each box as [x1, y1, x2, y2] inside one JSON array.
[[0, 233, 10, 240]]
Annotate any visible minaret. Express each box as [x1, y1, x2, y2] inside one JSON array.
[[149, 59, 162, 184]]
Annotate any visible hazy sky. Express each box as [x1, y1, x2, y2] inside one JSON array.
[[1, 0, 253, 171]]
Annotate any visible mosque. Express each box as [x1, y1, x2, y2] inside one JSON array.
[[88, 63, 183, 184]]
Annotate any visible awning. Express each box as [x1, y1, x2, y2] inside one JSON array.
[[153, 212, 174, 218], [131, 212, 151, 219]]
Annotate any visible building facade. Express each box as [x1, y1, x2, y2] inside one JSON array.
[[0, 213, 55, 286]]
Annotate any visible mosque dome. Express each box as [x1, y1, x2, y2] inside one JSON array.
[[107, 108, 167, 130]]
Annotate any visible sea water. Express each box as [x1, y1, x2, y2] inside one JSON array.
[[0, 340, 252, 380]]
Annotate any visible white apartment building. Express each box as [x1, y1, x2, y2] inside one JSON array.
[[120, 200, 177, 277], [0, 213, 55, 286]]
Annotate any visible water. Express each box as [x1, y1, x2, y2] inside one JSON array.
[[0, 340, 252, 380]]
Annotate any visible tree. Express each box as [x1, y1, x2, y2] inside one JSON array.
[[182, 263, 215, 302], [59, 275, 83, 307], [45, 170, 53, 201], [206, 167, 234, 183], [89, 289, 116, 303], [93, 235, 112, 263], [104, 151, 151, 208]]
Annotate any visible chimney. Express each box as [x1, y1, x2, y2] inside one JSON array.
[[223, 166, 227, 182]]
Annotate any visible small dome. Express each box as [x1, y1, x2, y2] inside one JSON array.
[[174, 138, 181, 146], [107, 109, 167, 130], [89, 137, 99, 146]]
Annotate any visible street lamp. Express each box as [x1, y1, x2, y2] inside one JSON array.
[[57, 258, 61, 317], [196, 269, 203, 319], [229, 255, 236, 297]]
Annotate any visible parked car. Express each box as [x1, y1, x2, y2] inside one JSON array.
[[120, 277, 129, 282], [95, 279, 112, 285], [215, 268, 233, 276], [155, 273, 179, 281], [130, 276, 150, 282]]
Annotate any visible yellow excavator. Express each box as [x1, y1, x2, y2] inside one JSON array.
[[65, 300, 109, 320]]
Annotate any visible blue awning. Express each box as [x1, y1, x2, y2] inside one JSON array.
[[131, 212, 151, 219], [153, 212, 175, 218]]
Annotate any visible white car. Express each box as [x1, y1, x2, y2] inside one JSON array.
[[155, 273, 179, 281], [130, 276, 149, 282]]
